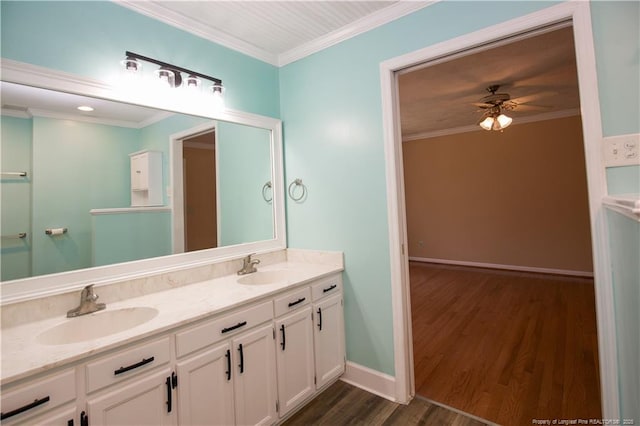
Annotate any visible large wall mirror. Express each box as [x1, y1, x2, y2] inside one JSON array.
[[0, 60, 285, 304]]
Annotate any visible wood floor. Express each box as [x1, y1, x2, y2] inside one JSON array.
[[410, 262, 602, 426], [283, 380, 491, 425]]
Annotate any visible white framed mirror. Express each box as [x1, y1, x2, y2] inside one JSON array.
[[0, 59, 285, 304]]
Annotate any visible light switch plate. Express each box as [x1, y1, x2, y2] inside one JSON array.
[[603, 133, 640, 167]]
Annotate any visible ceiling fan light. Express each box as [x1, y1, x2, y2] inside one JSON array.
[[496, 113, 512, 129], [479, 116, 495, 131]]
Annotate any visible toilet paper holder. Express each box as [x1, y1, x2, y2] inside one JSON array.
[[45, 228, 68, 236]]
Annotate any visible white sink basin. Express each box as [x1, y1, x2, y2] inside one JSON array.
[[37, 307, 159, 345], [237, 270, 300, 285]]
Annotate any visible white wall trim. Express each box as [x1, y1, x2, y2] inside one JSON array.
[[380, 1, 619, 418], [409, 257, 594, 278], [341, 361, 397, 403], [278, 1, 438, 66], [402, 108, 581, 142]]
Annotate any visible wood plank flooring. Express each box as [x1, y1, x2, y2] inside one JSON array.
[[283, 380, 491, 425], [410, 262, 602, 426]]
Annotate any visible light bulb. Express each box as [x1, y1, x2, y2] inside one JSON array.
[[479, 116, 494, 131], [496, 113, 512, 129]]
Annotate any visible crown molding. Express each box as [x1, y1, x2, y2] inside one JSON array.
[[278, 1, 439, 66], [114, 1, 279, 66], [114, 1, 438, 68], [402, 108, 581, 141]]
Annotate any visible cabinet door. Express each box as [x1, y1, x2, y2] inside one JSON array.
[[232, 324, 277, 426], [275, 306, 315, 417], [176, 342, 235, 426], [313, 294, 345, 389], [87, 368, 176, 426], [130, 154, 148, 191]]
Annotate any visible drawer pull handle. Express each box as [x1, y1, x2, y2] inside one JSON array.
[[280, 324, 286, 351], [114, 356, 155, 375], [222, 321, 247, 334], [165, 376, 172, 413], [323, 284, 337, 293], [225, 349, 231, 381], [238, 343, 244, 374], [288, 297, 306, 307], [317, 307, 323, 331], [1, 395, 50, 420]]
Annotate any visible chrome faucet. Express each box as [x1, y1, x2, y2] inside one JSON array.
[[237, 254, 260, 275], [67, 284, 106, 318]]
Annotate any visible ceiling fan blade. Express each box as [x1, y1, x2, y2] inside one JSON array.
[[472, 102, 492, 108], [513, 104, 550, 112], [509, 91, 557, 105]]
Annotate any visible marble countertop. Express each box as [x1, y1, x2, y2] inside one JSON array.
[[1, 261, 342, 386]]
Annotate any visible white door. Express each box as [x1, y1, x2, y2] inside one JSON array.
[[232, 324, 277, 426], [313, 294, 345, 389], [275, 306, 315, 417], [87, 368, 176, 426], [176, 342, 235, 426], [130, 154, 148, 191]]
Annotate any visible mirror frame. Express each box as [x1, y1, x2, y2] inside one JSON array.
[[0, 59, 286, 304]]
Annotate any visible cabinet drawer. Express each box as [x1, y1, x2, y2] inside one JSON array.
[[311, 274, 342, 301], [274, 286, 311, 317], [0, 369, 75, 424], [176, 300, 272, 358], [85, 337, 170, 393]]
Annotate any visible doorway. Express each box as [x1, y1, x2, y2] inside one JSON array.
[[380, 1, 617, 421], [182, 130, 217, 252]]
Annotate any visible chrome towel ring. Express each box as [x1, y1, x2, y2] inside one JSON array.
[[288, 179, 307, 201], [262, 181, 272, 203]]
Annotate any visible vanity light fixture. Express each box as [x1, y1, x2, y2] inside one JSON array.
[[121, 51, 224, 108], [478, 106, 512, 131]]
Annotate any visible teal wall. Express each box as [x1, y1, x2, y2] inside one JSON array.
[[92, 210, 172, 266], [591, 1, 640, 195], [1, 116, 32, 280], [280, 0, 554, 375], [31, 117, 136, 276], [606, 211, 640, 422], [217, 122, 273, 246]]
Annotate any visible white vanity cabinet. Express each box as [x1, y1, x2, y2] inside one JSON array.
[[129, 150, 162, 207], [274, 287, 315, 418], [2, 271, 345, 426], [174, 300, 277, 426], [0, 369, 76, 425], [311, 275, 345, 389]]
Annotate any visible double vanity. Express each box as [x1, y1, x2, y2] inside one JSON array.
[[0, 249, 345, 425]]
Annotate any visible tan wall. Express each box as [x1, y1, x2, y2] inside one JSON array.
[[402, 115, 593, 273]]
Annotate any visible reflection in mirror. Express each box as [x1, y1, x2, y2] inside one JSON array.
[[1, 81, 274, 281]]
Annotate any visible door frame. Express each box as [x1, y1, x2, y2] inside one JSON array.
[[380, 1, 619, 419], [170, 122, 219, 253]]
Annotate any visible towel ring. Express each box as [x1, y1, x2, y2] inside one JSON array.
[[262, 181, 272, 203], [288, 179, 307, 201]]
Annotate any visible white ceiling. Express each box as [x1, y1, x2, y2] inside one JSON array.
[[116, 0, 431, 66]]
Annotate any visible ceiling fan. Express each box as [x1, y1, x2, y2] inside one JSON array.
[[473, 84, 549, 131]]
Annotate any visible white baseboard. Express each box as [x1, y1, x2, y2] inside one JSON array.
[[409, 256, 594, 278], [340, 361, 397, 402]]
